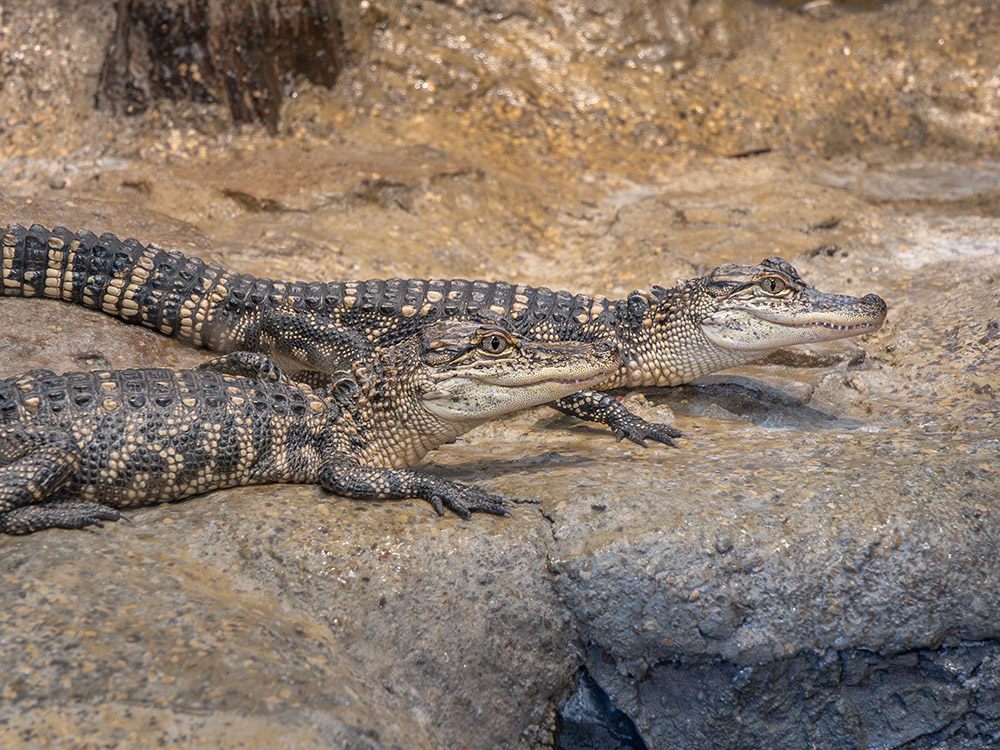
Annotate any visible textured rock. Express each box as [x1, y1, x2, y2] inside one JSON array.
[[545, 431, 1000, 747], [0, 520, 436, 750], [2, 0, 1000, 748]]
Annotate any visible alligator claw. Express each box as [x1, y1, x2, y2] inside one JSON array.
[[64, 503, 126, 530], [428, 483, 512, 519], [612, 415, 684, 448], [428, 494, 446, 517]]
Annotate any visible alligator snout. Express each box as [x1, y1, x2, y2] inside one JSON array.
[[860, 294, 888, 324]]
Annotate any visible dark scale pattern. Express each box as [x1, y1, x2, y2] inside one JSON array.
[[0, 321, 619, 534], [2, 224, 888, 447]]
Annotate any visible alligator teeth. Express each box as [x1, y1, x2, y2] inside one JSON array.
[[804, 321, 876, 331]]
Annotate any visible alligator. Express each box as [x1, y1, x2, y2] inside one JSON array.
[[1, 223, 888, 446], [0, 321, 618, 534]]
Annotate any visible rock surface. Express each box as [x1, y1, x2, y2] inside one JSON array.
[[1, 0, 999, 748]]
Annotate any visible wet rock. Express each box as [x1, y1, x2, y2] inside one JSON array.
[[540, 430, 1000, 748], [658, 377, 839, 429], [3, 0, 1000, 747], [583, 644, 1000, 750]]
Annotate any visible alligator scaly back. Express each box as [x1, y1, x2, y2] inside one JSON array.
[[1, 224, 615, 348]]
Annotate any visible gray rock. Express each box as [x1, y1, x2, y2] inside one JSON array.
[[2, 0, 1000, 747]]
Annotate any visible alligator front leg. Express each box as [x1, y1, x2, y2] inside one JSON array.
[[0, 502, 125, 535], [0, 423, 124, 534], [552, 390, 684, 448], [319, 461, 512, 519]]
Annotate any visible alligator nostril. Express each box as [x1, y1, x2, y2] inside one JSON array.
[[860, 294, 888, 312]]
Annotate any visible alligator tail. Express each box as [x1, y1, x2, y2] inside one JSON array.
[[1, 223, 245, 349]]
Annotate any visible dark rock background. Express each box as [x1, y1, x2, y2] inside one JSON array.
[[1, 1, 998, 747], [98, 0, 343, 132]]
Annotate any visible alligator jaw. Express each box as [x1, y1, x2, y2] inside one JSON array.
[[701, 291, 888, 352], [772, 319, 883, 334], [422, 368, 614, 422], [468, 370, 613, 390]]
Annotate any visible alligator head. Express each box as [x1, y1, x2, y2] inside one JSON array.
[[696, 257, 887, 350], [627, 257, 887, 386], [362, 320, 620, 466], [418, 321, 619, 420]]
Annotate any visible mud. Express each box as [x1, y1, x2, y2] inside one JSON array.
[[1, 0, 999, 748]]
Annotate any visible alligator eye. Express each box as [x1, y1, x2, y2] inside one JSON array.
[[760, 277, 787, 294], [480, 335, 509, 355]]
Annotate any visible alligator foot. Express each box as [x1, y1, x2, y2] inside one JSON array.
[[0, 501, 125, 535], [610, 412, 685, 448], [420, 481, 513, 519], [319, 461, 513, 519], [552, 389, 684, 448]]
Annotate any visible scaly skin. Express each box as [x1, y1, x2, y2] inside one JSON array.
[[1, 223, 887, 446], [0, 322, 619, 534]]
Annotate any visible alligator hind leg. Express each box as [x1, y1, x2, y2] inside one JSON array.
[[319, 461, 513, 519], [0, 423, 80, 511], [552, 390, 685, 448], [0, 423, 121, 534]]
